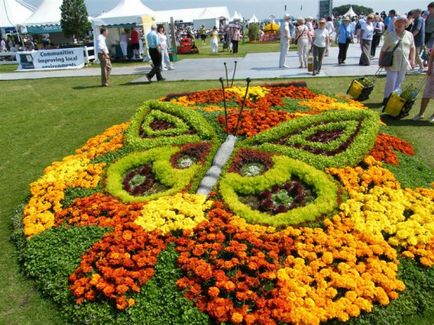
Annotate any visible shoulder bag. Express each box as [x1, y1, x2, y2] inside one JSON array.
[[292, 27, 307, 44], [380, 39, 401, 67]]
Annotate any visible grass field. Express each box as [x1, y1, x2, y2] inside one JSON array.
[[0, 74, 433, 324]]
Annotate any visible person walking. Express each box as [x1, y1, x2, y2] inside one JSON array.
[[157, 25, 174, 71], [231, 26, 241, 54], [96, 27, 112, 87], [425, 2, 434, 48], [385, 10, 397, 34], [279, 14, 291, 68], [146, 24, 165, 82], [359, 14, 375, 65], [210, 26, 219, 54], [312, 18, 330, 75], [411, 9, 425, 72], [337, 16, 354, 64], [325, 16, 335, 56], [295, 17, 310, 68], [371, 15, 385, 57], [379, 16, 416, 104], [413, 42, 434, 122]]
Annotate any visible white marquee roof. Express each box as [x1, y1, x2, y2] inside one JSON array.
[[22, 0, 62, 26], [156, 6, 229, 23], [93, 0, 155, 26], [344, 6, 358, 18], [0, 0, 34, 27], [248, 14, 259, 24], [231, 11, 243, 22]]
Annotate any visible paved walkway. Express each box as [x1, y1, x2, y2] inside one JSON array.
[[0, 44, 384, 82]]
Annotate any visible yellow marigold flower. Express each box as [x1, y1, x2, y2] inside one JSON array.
[[135, 193, 212, 234]]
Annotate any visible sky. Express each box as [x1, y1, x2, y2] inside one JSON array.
[[27, 0, 429, 19]]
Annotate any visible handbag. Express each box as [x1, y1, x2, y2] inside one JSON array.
[[380, 40, 401, 67], [292, 27, 307, 44]]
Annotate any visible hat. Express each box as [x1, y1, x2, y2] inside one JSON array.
[[151, 24, 157, 30], [395, 15, 408, 22], [284, 14, 290, 19], [297, 17, 305, 23], [319, 18, 326, 23], [343, 16, 351, 21]]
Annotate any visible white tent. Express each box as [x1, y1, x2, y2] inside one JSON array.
[[22, 0, 62, 33], [0, 0, 34, 27], [248, 14, 259, 24], [156, 6, 229, 23], [231, 11, 243, 22], [93, 0, 155, 26], [344, 6, 358, 18]]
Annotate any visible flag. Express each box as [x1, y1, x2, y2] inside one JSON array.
[[300, 5, 303, 11]]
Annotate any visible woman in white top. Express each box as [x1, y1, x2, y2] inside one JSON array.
[[379, 16, 415, 103], [157, 25, 174, 70], [120, 29, 129, 59], [295, 18, 311, 68], [312, 19, 330, 75], [359, 14, 375, 65]]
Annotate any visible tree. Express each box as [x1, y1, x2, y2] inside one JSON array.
[[332, 5, 374, 17], [60, 0, 91, 39], [248, 23, 260, 42]]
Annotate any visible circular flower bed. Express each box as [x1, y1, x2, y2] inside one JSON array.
[[14, 82, 434, 324]]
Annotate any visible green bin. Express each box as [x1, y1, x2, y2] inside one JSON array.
[[169, 48, 178, 62]]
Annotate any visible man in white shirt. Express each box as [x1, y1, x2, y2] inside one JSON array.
[[97, 27, 112, 87], [279, 14, 291, 68]]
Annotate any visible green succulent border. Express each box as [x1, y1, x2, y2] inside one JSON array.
[[241, 110, 380, 170], [126, 101, 216, 150], [141, 110, 190, 137], [219, 155, 338, 227], [106, 147, 200, 203]]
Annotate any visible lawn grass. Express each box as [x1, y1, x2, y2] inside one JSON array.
[[176, 40, 283, 59], [0, 74, 433, 324]]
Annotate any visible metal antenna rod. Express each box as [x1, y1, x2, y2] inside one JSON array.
[[233, 78, 251, 136], [230, 61, 238, 87], [224, 62, 229, 87], [219, 77, 229, 134]]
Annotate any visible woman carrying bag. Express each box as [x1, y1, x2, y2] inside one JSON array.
[[337, 16, 354, 64], [295, 18, 311, 68], [379, 16, 416, 104], [312, 19, 330, 75]]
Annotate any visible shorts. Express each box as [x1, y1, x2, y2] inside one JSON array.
[[423, 75, 434, 99]]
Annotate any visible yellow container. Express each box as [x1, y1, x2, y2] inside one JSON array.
[[307, 56, 313, 72], [384, 93, 406, 117], [347, 79, 364, 99]]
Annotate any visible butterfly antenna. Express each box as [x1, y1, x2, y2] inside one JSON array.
[[233, 78, 251, 136], [224, 62, 229, 87], [219, 77, 229, 135], [230, 61, 238, 87]]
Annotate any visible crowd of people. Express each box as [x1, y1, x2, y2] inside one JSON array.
[[277, 3, 434, 122]]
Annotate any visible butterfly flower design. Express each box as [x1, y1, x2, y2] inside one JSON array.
[[19, 77, 434, 324]]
